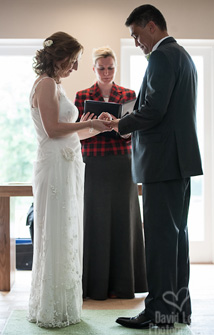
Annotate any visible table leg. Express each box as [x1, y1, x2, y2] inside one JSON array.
[[0, 196, 15, 291]]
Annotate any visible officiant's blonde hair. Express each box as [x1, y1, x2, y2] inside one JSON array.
[[92, 46, 117, 67]]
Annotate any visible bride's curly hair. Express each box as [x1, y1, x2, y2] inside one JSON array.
[[33, 32, 83, 83]]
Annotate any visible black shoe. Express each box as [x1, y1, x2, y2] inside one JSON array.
[[116, 311, 154, 329], [178, 314, 191, 325], [116, 310, 174, 329]]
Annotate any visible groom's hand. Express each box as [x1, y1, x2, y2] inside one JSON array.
[[110, 118, 120, 133], [98, 112, 112, 121]]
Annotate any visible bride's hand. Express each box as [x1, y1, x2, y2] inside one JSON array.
[[90, 119, 112, 132], [80, 112, 97, 122]]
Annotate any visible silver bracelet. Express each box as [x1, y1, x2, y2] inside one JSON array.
[[89, 119, 94, 133]]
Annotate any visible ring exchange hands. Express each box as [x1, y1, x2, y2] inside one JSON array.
[[80, 112, 112, 133], [82, 112, 123, 134], [98, 112, 112, 121], [91, 119, 112, 132], [99, 112, 120, 133], [97, 112, 120, 132]]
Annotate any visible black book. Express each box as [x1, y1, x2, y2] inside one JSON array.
[[84, 100, 122, 118], [84, 99, 136, 118], [83, 99, 136, 139]]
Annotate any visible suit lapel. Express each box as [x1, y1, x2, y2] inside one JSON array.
[[89, 82, 123, 103], [89, 83, 103, 101], [135, 69, 148, 110], [135, 38, 176, 110], [109, 84, 122, 103]]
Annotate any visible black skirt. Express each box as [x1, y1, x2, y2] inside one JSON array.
[[83, 155, 148, 300]]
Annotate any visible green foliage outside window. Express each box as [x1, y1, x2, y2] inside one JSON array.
[[0, 56, 37, 183]]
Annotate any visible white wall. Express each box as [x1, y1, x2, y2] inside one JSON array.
[[1, 0, 214, 100]]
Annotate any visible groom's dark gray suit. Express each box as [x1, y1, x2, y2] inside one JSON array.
[[119, 37, 203, 321]]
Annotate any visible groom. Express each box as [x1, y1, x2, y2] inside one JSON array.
[[110, 4, 203, 329]]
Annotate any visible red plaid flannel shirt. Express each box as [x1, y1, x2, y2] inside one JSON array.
[[74, 82, 136, 157]]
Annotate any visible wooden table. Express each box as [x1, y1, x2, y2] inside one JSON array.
[[0, 183, 142, 292], [0, 184, 33, 291]]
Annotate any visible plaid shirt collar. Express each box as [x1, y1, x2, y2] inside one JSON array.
[[89, 82, 123, 103]]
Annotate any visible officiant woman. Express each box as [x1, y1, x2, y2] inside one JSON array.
[[75, 46, 147, 300]]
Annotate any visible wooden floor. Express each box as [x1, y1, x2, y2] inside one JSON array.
[[0, 264, 213, 334]]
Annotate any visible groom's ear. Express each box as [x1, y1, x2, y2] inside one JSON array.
[[146, 21, 156, 34]]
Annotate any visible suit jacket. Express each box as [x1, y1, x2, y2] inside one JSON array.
[[75, 82, 136, 113], [74, 82, 135, 156], [119, 37, 203, 183]]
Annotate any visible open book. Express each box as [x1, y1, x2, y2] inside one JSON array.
[[120, 99, 136, 118], [84, 99, 136, 119]]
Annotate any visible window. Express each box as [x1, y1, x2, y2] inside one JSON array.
[[0, 39, 43, 237], [0, 39, 43, 183]]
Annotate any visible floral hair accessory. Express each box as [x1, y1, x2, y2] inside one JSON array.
[[43, 39, 53, 47]]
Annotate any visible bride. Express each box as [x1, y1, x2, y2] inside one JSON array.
[[27, 31, 111, 328]]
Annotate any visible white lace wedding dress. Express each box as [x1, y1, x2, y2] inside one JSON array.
[[28, 77, 85, 328]]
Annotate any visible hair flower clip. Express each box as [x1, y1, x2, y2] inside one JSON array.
[[43, 39, 53, 47]]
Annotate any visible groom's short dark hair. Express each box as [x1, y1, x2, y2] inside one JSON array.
[[125, 4, 167, 31]]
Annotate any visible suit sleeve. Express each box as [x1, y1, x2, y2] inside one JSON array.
[[119, 50, 175, 135]]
